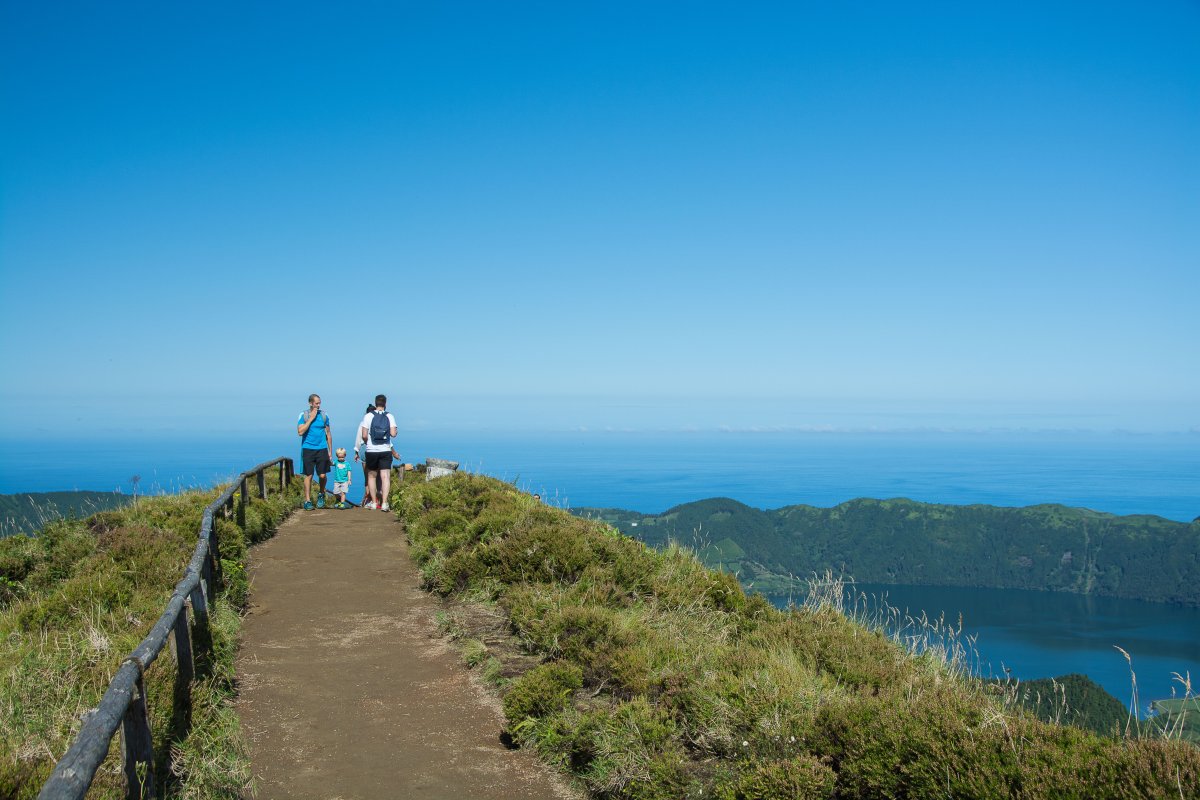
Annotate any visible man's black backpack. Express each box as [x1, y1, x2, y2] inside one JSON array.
[[369, 410, 391, 445]]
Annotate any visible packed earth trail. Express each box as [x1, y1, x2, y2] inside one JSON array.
[[235, 506, 580, 799]]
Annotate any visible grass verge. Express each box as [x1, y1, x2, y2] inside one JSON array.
[[397, 472, 1200, 800], [0, 467, 302, 798]]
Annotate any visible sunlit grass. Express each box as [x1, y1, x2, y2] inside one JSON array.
[[397, 471, 1200, 799], [0, 467, 301, 798]]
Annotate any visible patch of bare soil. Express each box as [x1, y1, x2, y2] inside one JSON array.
[[235, 508, 581, 799]]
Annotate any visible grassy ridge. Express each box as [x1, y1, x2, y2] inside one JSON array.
[[0, 491, 135, 538], [576, 497, 1200, 605], [0, 470, 301, 798], [399, 473, 1200, 799]]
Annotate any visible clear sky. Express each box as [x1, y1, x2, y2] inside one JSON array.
[[2, 1, 1197, 438]]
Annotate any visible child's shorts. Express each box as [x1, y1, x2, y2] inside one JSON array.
[[333, 481, 350, 495]]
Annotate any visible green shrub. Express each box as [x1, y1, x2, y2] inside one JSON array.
[[576, 698, 691, 800], [0, 534, 41, 586], [502, 661, 583, 725], [714, 756, 836, 800]]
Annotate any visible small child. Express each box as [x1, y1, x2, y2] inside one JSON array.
[[331, 448, 353, 509]]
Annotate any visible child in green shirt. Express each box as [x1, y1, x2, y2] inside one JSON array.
[[332, 448, 353, 509]]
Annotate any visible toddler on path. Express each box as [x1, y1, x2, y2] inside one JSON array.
[[331, 448, 353, 509]]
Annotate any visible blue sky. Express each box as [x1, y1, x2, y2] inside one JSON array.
[[2, 1, 1197, 438]]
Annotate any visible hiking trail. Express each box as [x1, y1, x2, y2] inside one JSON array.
[[235, 508, 579, 799]]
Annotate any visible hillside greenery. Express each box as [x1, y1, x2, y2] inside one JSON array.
[[575, 497, 1200, 606], [993, 673, 1130, 738], [398, 473, 1200, 799], [0, 490, 135, 538], [1152, 697, 1200, 745], [0, 469, 301, 798]]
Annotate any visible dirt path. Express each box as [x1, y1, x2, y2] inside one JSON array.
[[235, 507, 580, 800]]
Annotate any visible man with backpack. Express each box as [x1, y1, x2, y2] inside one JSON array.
[[296, 393, 334, 510], [359, 394, 398, 511]]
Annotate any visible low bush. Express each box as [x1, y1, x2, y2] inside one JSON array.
[[503, 661, 583, 726], [713, 755, 835, 800]]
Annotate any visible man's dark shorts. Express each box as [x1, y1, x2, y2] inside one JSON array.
[[365, 451, 393, 471], [301, 447, 331, 477]]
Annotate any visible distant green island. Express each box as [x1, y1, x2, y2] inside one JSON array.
[[0, 490, 135, 538], [1151, 696, 1200, 745], [990, 673, 1129, 739], [573, 497, 1200, 606]]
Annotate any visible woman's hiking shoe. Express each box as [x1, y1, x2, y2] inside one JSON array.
[[303, 500, 314, 510], [364, 501, 377, 510], [380, 503, 391, 512], [317, 493, 326, 508]]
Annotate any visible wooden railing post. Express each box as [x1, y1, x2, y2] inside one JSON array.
[[257, 469, 267, 499], [173, 608, 194, 687], [171, 606, 195, 735], [189, 581, 209, 632], [238, 478, 248, 527], [121, 673, 155, 800], [208, 531, 223, 588]]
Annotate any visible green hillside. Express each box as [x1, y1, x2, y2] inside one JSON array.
[[401, 473, 1200, 799], [576, 497, 1200, 605], [0, 491, 134, 537], [993, 673, 1130, 738], [1151, 697, 1200, 745], [0, 471, 301, 797]]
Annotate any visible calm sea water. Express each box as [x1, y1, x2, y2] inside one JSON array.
[[2, 430, 1196, 705], [769, 584, 1200, 712], [8, 430, 1193, 519]]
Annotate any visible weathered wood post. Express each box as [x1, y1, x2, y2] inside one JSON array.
[[188, 564, 212, 675], [121, 672, 155, 800], [209, 534, 223, 589], [171, 606, 194, 732], [238, 478, 248, 527], [257, 469, 267, 499], [189, 578, 209, 632], [173, 608, 194, 687]]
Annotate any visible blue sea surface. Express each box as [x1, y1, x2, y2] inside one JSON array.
[[0, 430, 1196, 520]]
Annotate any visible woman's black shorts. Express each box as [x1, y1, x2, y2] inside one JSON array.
[[365, 451, 393, 470]]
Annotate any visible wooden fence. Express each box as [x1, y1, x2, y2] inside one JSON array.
[[36, 457, 295, 800]]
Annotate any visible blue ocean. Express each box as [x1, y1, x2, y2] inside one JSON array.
[[3, 430, 1195, 521], [2, 429, 1196, 710]]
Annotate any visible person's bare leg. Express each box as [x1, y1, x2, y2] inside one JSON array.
[[368, 470, 379, 506], [303, 474, 312, 503], [380, 469, 391, 508]]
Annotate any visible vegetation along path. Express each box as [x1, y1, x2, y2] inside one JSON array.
[[235, 506, 579, 799]]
